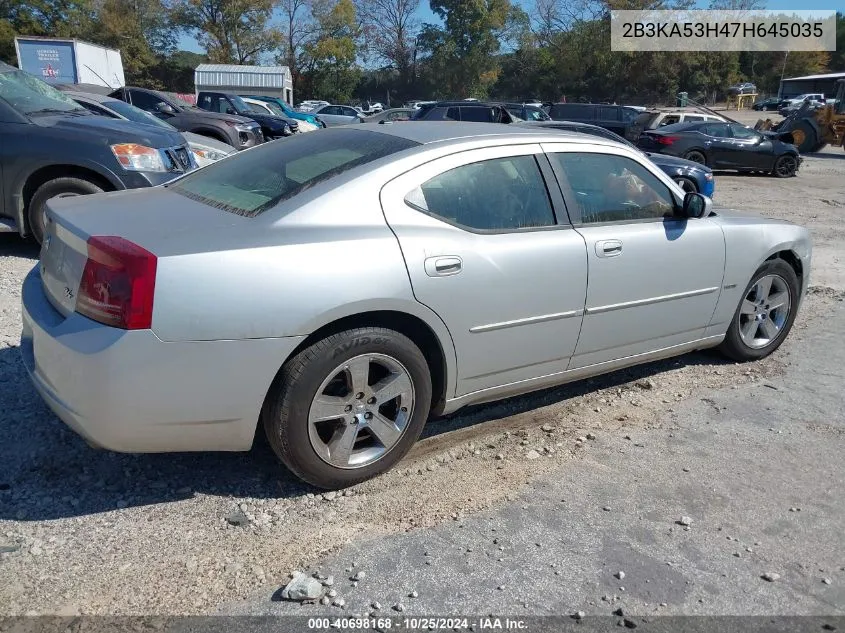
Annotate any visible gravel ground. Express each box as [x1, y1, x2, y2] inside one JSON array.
[[0, 143, 843, 616]]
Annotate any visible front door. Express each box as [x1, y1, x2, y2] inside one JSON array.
[[380, 144, 588, 396], [725, 123, 775, 170], [544, 145, 726, 369]]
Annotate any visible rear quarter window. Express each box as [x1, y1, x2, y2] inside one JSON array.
[[169, 128, 418, 217]]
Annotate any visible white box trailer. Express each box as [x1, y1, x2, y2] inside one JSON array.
[[14, 36, 125, 89]]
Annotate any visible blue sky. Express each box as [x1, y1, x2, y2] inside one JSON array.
[[178, 0, 843, 55]]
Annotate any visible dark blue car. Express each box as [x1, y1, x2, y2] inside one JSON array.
[[521, 120, 715, 197]]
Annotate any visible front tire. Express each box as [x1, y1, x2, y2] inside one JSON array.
[[674, 176, 698, 193], [27, 177, 103, 244], [263, 327, 432, 489], [772, 154, 798, 178], [719, 260, 799, 362]]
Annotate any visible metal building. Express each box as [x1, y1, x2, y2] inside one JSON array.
[[779, 71, 845, 100], [194, 64, 294, 105]]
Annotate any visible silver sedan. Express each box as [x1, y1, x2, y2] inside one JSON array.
[[21, 123, 811, 489]]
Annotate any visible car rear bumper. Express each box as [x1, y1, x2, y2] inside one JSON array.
[[20, 266, 304, 453]]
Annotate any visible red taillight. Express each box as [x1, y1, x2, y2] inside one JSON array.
[[657, 135, 680, 146], [76, 236, 157, 330]]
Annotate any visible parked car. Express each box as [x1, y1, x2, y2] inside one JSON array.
[[298, 100, 330, 112], [523, 120, 715, 196], [411, 101, 516, 123], [780, 93, 825, 109], [503, 103, 552, 121], [753, 97, 782, 111], [109, 87, 263, 150], [242, 95, 326, 128], [728, 82, 757, 95], [547, 103, 643, 141], [239, 96, 316, 132], [311, 104, 366, 126], [637, 121, 801, 177], [22, 123, 810, 489], [364, 108, 415, 123], [0, 62, 193, 242], [65, 90, 235, 167], [638, 110, 726, 130], [196, 91, 296, 138], [358, 101, 384, 115]]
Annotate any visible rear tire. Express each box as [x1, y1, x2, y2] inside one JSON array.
[[718, 260, 799, 362], [263, 327, 432, 489], [684, 150, 707, 165], [27, 177, 103, 244]]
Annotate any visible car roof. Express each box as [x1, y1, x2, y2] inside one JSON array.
[[63, 90, 121, 105], [360, 121, 625, 148]]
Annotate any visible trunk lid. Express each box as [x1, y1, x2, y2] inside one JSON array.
[[38, 187, 250, 316]]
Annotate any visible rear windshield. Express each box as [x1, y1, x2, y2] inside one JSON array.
[[169, 128, 418, 217]]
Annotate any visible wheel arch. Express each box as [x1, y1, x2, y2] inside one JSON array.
[[18, 164, 120, 236], [270, 305, 458, 419], [187, 126, 229, 143], [765, 249, 804, 293]]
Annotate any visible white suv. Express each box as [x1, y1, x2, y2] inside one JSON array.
[[782, 93, 825, 107], [641, 110, 726, 130]]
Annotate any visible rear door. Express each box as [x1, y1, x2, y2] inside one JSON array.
[[381, 144, 588, 396], [699, 122, 733, 167], [544, 144, 725, 368]]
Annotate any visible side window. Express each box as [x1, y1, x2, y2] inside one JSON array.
[[79, 102, 115, 117], [460, 107, 495, 123], [659, 114, 680, 126], [445, 107, 460, 121], [684, 115, 704, 122], [342, 107, 357, 117], [128, 90, 162, 112], [550, 152, 676, 224], [404, 155, 556, 231], [729, 123, 758, 139], [598, 106, 620, 120], [702, 123, 729, 137]]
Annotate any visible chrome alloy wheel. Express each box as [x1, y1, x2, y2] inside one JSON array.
[[308, 353, 415, 469], [738, 274, 791, 349]]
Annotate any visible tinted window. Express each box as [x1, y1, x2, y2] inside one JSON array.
[[170, 129, 418, 217], [659, 114, 681, 126], [729, 123, 759, 139], [550, 153, 675, 223], [524, 106, 550, 121], [445, 107, 460, 121], [702, 123, 730, 137], [341, 107, 358, 117], [460, 106, 496, 123], [405, 155, 555, 231], [549, 104, 592, 119], [128, 89, 165, 112], [598, 106, 620, 120], [78, 101, 114, 117], [684, 115, 704, 121]]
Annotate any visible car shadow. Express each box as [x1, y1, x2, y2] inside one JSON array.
[[806, 151, 845, 161], [0, 233, 39, 259], [0, 334, 734, 521]]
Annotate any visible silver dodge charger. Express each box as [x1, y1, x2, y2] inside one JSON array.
[[21, 123, 811, 489]]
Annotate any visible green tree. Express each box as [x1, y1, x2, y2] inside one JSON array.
[[301, 0, 361, 101], [174, 0, 281, 64], [1, 0, 97, 65]]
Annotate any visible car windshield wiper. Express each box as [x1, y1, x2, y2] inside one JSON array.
[[27, 107, 89, 116]]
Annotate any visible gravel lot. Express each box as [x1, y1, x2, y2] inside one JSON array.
[[0, 140, 843, 616]]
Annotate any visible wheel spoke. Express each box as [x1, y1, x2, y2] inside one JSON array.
[[740, 299, 757, 315], [756, 276, 773, 301], [760, 318, 779, 340], [740, 318, 758, 343], [327, 422, 359, 466], [367, 412, 402, 448], [345, 357, 370, 394], [767, 290, 788, 311], [310, 395, 349, 423], [371, 372, 412, 404]]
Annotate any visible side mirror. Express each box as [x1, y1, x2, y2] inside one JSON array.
[[682, 192, 711, 219], [226, 106, 237, 115], [155, 102, 176, 115]]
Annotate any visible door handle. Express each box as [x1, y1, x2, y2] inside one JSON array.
[[425, 256, 463, 277], [595, 240, 623, 258]]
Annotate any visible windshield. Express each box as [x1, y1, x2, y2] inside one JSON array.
[[106, 99, 176, 130], [255, 100, 284, 116], [169, 128, 419, 217], [0, 69, 88, 116], [225, 94, 252, 113]]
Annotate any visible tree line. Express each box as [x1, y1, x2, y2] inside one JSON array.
[[2, 0, 843, 106]]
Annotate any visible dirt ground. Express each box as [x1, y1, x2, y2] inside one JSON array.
[[0, 133, 842, 616]]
